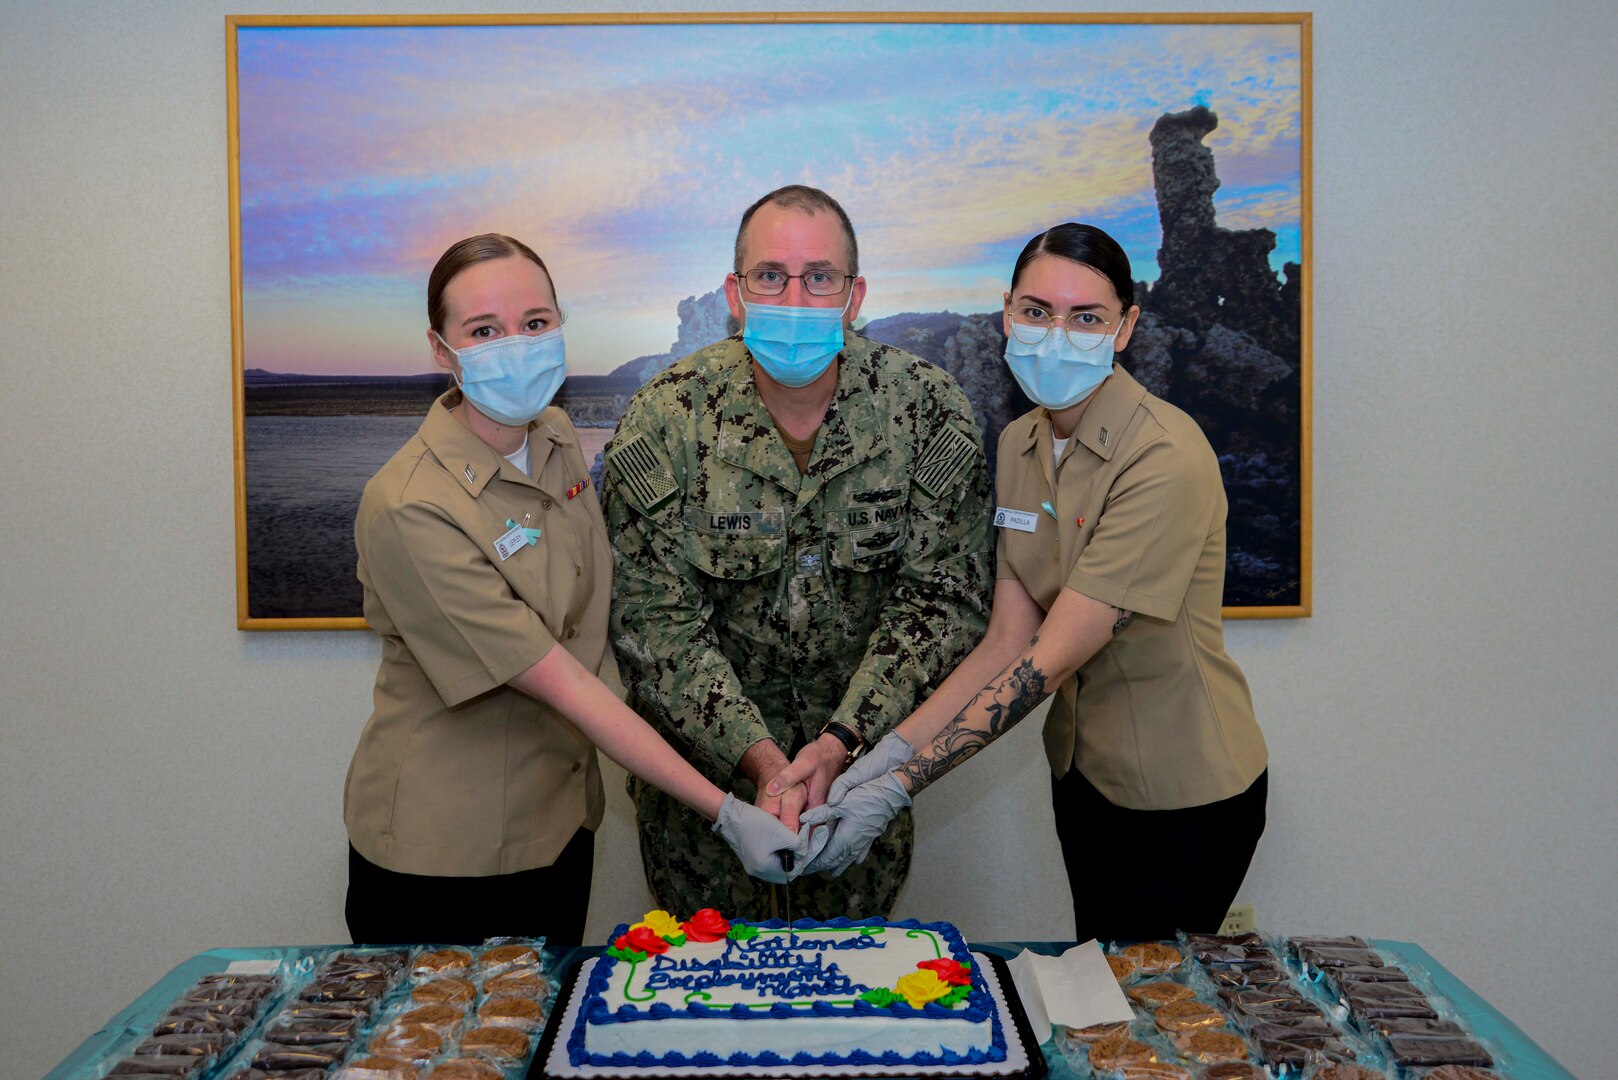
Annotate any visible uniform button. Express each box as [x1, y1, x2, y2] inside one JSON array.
[[574, 565, 582, 578], [570, 761, 583, 773], [542, 498, 554, 510], [565, 626, 578, 640]]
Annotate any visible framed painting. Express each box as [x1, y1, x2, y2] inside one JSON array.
[[229, 12, 1311, 629]]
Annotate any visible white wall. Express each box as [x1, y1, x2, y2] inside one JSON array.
[[2, 1, 1614, 1077]]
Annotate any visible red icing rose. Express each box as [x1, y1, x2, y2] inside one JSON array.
[[917, 958, 971, 986], [616, 925, 671, 955], [683, 908, 731, 943]]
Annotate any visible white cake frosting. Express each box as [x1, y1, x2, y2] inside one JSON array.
[[563, 915, 1009, 1072]]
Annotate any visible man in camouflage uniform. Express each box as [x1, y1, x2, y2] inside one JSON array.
[[604, 185, 992, 920]]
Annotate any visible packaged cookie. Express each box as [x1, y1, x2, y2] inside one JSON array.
[[1058, 1019, 1132, 1044], [1304, 1064, 1390, 1080], [1116, 1063, 1192, 1079], [411, 976, 477, 1007], [1128, 980, 1197, 1009], [1199, 1064, 1266, 1080], [1414, 1068, 1503, 1080], [476, 938, 544, 978], [1107, 953, 1140, 985], [412, 947, 475, 981], [482, 965, 549, 999], [476, 993, 545, 1033], [427, 1059, 506, 1080], [459, 1025, 531, 1062], [1119, 943, 1184, 976], [1154, 1000, 1225, 1034], [367, 1021, 445, 1063], [394, 1001, 469, 1039], [336, 1056, 422, 1080], [1175, 1029, 1250, 1064]]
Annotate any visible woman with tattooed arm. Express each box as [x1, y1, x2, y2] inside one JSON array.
[[768, 223, 1268, 941]]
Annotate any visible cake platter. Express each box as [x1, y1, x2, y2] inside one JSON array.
[[531, 951, 1047, 1080]]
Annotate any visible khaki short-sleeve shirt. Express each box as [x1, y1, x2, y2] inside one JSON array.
[[994, 367, 1267, 810], [345, 392, 608, 876]]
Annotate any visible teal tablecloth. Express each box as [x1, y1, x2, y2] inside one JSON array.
[[47, 940, 1574, 1080]]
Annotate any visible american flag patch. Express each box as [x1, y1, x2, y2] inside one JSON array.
[[566, 479, 588, 500], [913, 425, 978, 500], [605, 433, 678, 511]]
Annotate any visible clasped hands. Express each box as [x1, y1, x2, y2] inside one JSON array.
[[713, 731, 914, 883]]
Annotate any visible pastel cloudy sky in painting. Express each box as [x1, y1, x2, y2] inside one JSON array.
[[236, 21, 1302, 376]]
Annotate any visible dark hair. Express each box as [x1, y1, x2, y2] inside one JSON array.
[[733, 185, 859, 276], [427, 233, 553, 334], [1009, 223, 1134, 310]]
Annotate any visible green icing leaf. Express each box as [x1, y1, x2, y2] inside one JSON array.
[[665, 933, 688, 948], [606, 946, 647, 964], [727, 925, 760, 941], [859, 987, 902, 1008], [938, 986, 972, 1008]]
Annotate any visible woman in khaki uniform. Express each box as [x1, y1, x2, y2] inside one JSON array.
[[777, 223, 1268, 940], [346, 234, 803, 945]]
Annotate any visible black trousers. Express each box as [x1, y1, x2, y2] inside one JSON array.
[[1053, 768, 1267, 942], [345, 827, 594, 946]]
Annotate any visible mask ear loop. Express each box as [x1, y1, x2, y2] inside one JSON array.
[[432, 331, 465, 389]]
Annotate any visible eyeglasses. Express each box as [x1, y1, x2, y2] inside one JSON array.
[[1007, 306, 1121, 351], [739, 268, 851, 297]]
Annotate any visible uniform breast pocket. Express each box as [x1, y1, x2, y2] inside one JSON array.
[[683, 508, 786, 581], [827, 499, 908, 573]]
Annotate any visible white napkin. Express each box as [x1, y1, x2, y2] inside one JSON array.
[[1007, 940, 1133, 1045]]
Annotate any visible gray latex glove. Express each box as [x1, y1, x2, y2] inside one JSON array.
[[713, 794, 817, 884], [797, 771, 911, 877], [826, 730, 914, 806]]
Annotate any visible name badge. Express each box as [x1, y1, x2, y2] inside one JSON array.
[[994, 507, 1039, 533], [493, 524, 529, 560]]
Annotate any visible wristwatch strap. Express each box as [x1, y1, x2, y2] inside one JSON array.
[[818, 720, 864, 763]]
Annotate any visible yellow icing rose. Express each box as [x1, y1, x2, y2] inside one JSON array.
[[894, 969, 950, 1008], [632, 910, 684, 939]]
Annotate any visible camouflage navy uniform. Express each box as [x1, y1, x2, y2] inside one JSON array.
[[604, 332, 993, 921]]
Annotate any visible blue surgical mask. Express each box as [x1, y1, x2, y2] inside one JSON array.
[[437, 326, 567, 427], [1004, 329, 1116, 410], [742, 299, 849, 388]]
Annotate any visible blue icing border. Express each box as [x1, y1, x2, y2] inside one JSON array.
[[566, 917, 1009, 1068]]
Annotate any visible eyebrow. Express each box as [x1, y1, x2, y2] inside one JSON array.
[[1013, 293, 1112, 314], [460, 306, 556, 327], [747, 258, 841, 271]]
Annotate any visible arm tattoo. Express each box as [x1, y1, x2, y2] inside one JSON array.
[[898, 636, 1050, 795]]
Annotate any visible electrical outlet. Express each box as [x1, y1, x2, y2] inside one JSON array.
[[1219, 904, 1255, 935]]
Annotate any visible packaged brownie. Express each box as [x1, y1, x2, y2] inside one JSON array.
[[1368, 1016, 1466, 1038], [1304, 1064, 1392, 1080], [150, 1012, 251, 1037], [277, 999, 378, 1024], [131, 1033, 233, 1059], [1412, 1067, 1504, 1080], [1199, 1064, 1266, 1080], [1297, 945, 1386, 971], [299, 976, 391, 1003], [1383, 1033, 1495, 1069], [261, 1013, 363, 1047], [244, 1040, 349, 1072], [221, 1069, 329, 1080], [1339, 981, 1439, 1021], [1328, 964, 1410, 986], [104, 1057, 208, 1078], [165, 1000, 263, 1021]]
